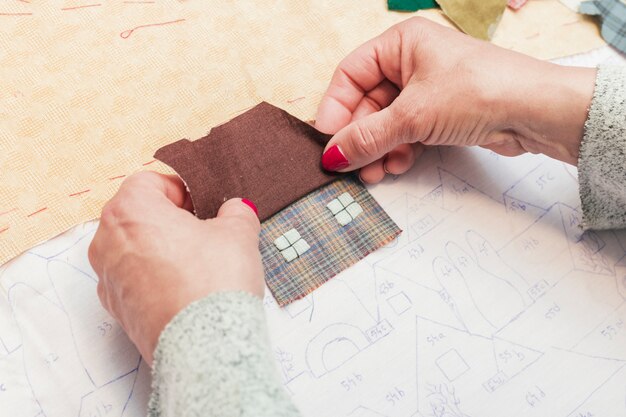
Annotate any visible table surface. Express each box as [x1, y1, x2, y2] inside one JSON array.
[[1, 46, 625, 417]]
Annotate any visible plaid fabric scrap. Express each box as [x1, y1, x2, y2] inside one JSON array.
[[580, 0, 626, 54], [260, 176, 402, 306]]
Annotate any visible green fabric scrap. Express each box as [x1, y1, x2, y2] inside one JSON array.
[[388, 0, 439, 11], [436, 0, 508, 40]]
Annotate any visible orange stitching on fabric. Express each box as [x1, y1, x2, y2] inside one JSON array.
[[0, 208, 17, 217], [61, 3, 101, 10], [68, 189, 91, 197], [119, 18, 186, 39], [27, 207, 48, 217]]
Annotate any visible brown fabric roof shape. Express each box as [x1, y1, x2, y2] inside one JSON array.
[[154, 102, 340, 221]]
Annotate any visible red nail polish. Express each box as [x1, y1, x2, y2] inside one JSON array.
[[241, 199, 258, 216], [322, 145, 349, 171]]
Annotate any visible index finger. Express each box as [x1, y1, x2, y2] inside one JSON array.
[[315, 27, 403, 135]]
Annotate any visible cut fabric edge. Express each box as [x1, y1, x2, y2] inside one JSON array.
[[153, 139, 202, 218], [272, 228, 403, 307]]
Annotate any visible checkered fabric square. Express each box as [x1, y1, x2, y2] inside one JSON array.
[[580, 0, 626, 54], [507, 0, 528, 10], [260, 176, 402, 306]]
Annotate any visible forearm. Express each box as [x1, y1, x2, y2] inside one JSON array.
[[505, 63, 625, 229], [148, 291, 300, 417], [505, 62, 597, 166]]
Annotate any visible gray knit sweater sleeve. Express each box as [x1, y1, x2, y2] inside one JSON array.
[[578, 65, 626, 230], [148, 291, 301, 417]]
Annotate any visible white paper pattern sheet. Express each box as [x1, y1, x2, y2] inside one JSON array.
[[264, 147, 626, 417], [2, 47, 626, 417], [2, 145, 626, 417], [0, 222, 151, 417]]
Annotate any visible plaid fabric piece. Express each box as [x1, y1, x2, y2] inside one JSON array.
[[260, 176, 402, 306], [580, 0, 626, 54], [507, 0, 528, 10]]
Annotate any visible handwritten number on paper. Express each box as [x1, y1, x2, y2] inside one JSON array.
[[340, 373, 363, 391], [427, 333, 446, 346], [44, 352, 59, 367], [98, 321, 113, 336], [385, 386, 405, 406], [544, 303, 561, 320], [600, 319, 624, 340], [525, 385, 546, 407], [535, 172, 555, 190], [379, 280, 394, 295], [498, 349, 525, 364]]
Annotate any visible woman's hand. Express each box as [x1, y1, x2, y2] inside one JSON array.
[[317, 17, 596, 183], [88, 171, 263, 365]]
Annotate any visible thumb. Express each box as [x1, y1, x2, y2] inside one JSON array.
[[216, 198, 261, 232], [321, 101, 415, 172]]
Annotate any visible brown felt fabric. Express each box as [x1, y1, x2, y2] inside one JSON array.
[[154, 102, 338, 221]]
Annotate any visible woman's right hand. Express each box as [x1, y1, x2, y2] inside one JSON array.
[[88, 172, 264, 365], [316, 17, 597, 183]]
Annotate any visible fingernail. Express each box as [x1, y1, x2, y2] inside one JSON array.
[[241, 199, 258, 216], [322, 145, 349, 171], [383, 156, 391, 175]]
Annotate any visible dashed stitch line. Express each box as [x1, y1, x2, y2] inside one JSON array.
[[0, 208, 17, 217], [68, 189, 91, 197], [60, 3, 101, 10], [27, 207, 48, 217]]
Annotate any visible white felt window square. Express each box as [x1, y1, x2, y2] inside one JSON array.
[[284, 228, 301, 244], [335, 210, 353, 226], [326, 199, 344, 215], [273, 235, 290, 251], [281, 247, 298, 262], [327, 192, 363, 226], [338, 192, 354, 207], [346, 202, 363, 219], [274, 228, 310, 263], [292, 239, 310, 256]]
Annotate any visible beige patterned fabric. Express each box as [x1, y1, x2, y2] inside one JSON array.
[[0, 0, 605, 265]]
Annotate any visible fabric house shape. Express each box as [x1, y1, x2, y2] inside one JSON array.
[[153, 102, 401, 306]]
